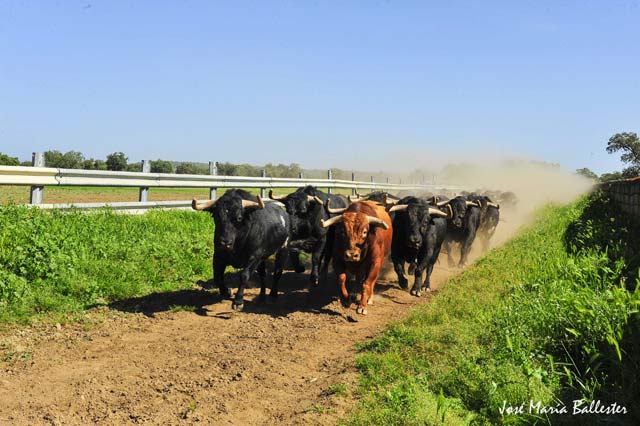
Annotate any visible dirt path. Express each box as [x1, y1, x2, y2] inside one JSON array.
[[0, 260, 460, 426]]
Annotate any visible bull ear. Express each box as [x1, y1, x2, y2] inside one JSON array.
[[192, 198, 217, 211], [366, 216, 389, 230], [428, 207, 449, 218], [321, 215, 344, 228], [326, 199, 349, 214], [387, 204, 408, 213]]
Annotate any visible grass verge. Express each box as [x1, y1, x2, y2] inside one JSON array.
[[345, 193, 640, 425], [0, 205, 214, 324]]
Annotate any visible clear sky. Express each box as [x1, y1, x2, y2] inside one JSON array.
[[1, 0, 639, 174]]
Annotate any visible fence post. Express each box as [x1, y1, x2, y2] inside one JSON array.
[[261, 169, 267, 198], [139, 160, 151, 202], [351, 171, 356, 196], [327, 169, 333, 194], [29, 152, 45, 204], [299, 172, 304, 179], [209, 161, 218, 200]]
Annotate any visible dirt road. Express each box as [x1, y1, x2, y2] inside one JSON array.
[[0, 261, 460, 426]]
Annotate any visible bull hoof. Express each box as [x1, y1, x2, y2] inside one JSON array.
[[367, 298, 374, 306], [231, 302, 244, 311], [356, 306, 367, 315], [410, 288, 421, 297]]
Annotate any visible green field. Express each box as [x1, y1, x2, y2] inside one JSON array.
[[0, 205, 214, 324], [345, 192, 640, 425]]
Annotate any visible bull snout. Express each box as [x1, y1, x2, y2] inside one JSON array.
[[219, 239, 234, 251], [344, 250, 361, 262], [408, 235, 422, 248]]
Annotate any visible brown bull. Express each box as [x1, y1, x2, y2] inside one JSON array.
[[321, 201, 393, 315]]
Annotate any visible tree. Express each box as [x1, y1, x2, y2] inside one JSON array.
[[150, 159, 174, 174], [176, 162, 207, 175], [575, 167, 598, 181], [44, 150, 85, 168], [606, 132, 640, 177], [126, 162, 142, 172], [106, 152, 128, 171], [0, 153, 20, 166], [600, 171, 624, 182]]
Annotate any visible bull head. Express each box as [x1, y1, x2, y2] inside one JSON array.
[[321, 213, 389, 230]]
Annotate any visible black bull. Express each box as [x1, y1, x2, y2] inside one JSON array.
[[192, 189, 290, 311], [439, 196, 483, 268], [270, 186, 348, 286], [389, 197, 449, 297]]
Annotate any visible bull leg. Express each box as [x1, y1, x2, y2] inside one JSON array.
[[445, 240, 456, 267], [333, 260, 350, 307], [289, 249, 306, 273], [270, 247, 288, 300], [391, 256, 408, 289], [256, 261, 267, 303], [422, 246, 442, 292], [309, 239, 326, 287], [233, 257, 262, 311], [357, 260, 383, 315], [213, 256, 232, 300], [459, 237, 474, 268]]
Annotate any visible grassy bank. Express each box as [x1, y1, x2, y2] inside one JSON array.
[[346, 193, 640, 425], [0, 205, 214, 324]]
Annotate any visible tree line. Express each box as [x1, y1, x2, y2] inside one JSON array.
[[2, 131, 639, 182]]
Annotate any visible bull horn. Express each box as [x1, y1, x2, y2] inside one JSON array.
[[383, 194, 399, 207], [436, 200, 450, 207], [488, 202, 500, 209], [242, 196, 265, 210], [268, 190, 287, 200], [366, 216, 389, 230], [348, 195, 364, 202], [466, 201, 481, 207], [429, 207, 449, 218], [387, 204, 408, 213], [326, 199, 349, 214], [308, 195, 323, 204], [321, 215, 344, 228], [191, 198, 216, 211]]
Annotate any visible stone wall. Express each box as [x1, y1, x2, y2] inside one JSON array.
[[600, 177, 640, 217]]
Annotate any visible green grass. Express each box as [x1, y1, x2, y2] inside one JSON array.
[[345, 192, 640, 425], [0, 205, 214, 324]]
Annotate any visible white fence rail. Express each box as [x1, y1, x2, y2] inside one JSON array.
[[0, 155, 465, 212]]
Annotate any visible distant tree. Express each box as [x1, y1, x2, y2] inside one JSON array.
[[20, 160, 31, 166], [176, 163, 208, 175], [606, 132, 640, 177], [576, 167, 598, 180], [106, 152, 128, 171], [44, 150, 85, 168], [599, 171, 624, 182], [0, 153, 20, 166], [150, 159, 174, 174], [126, 162, 142, 172], [94, 160, 107, 170]]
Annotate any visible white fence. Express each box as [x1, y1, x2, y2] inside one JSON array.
[[0, 155, 464, 212]]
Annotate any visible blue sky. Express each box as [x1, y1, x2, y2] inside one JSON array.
[[1, 0, 639, 174]]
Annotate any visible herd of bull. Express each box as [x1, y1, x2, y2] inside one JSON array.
[[191, 186, 516, 315]]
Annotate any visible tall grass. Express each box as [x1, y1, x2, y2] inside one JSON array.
[[346, 193, 640, 425], [0, 206, 213, 323]]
